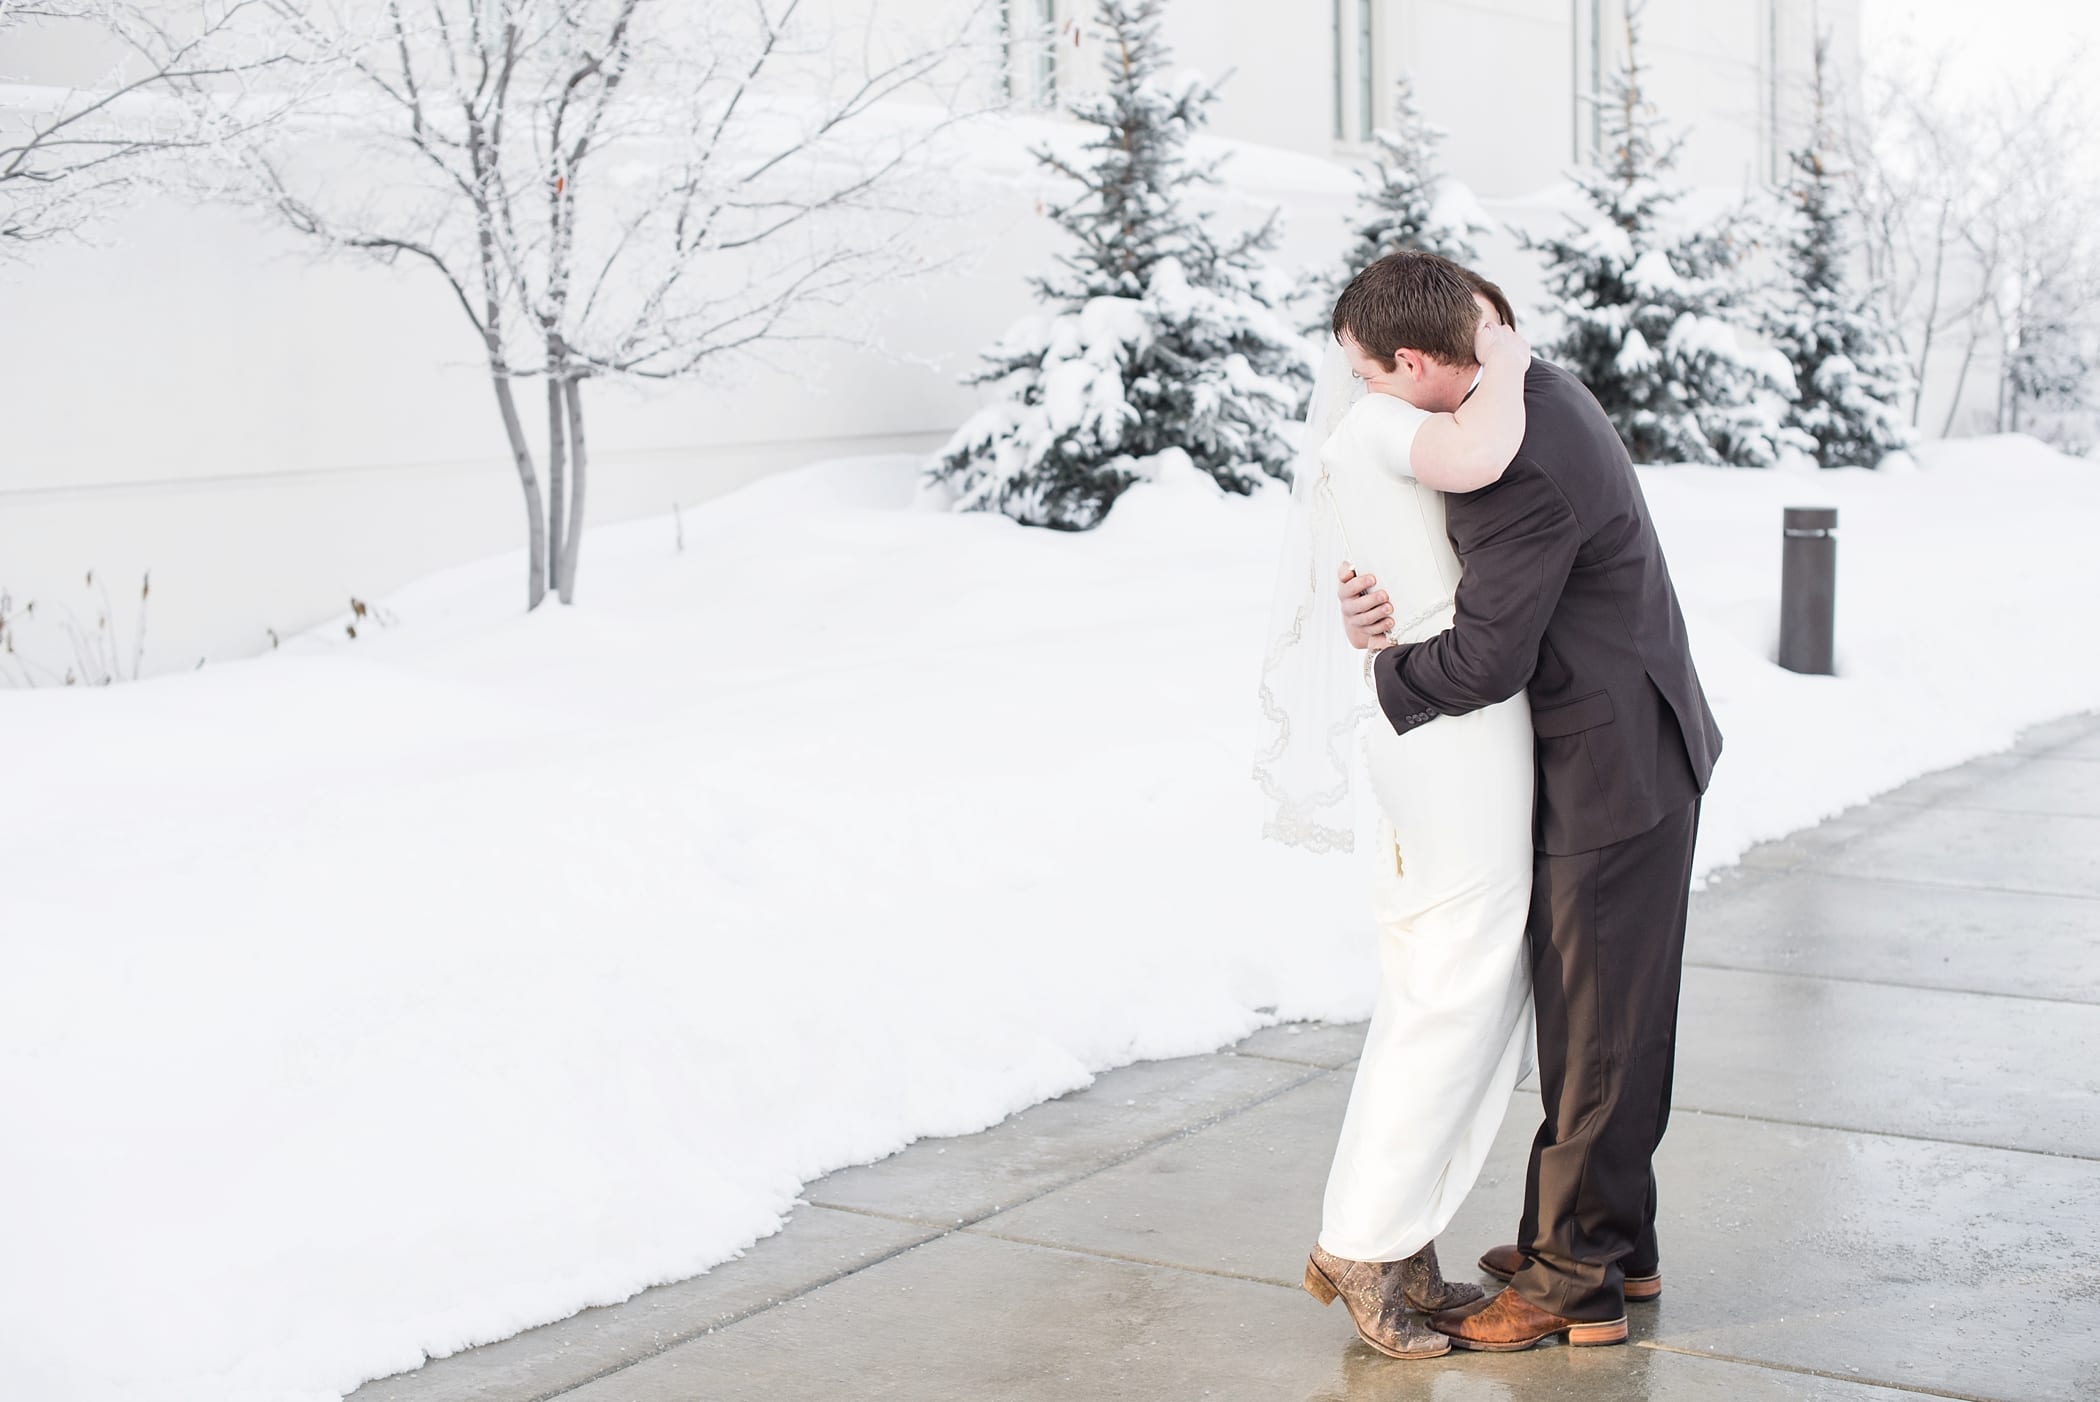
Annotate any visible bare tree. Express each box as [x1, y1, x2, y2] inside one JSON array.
[[1843, 57, 1982, 431], [196, 0, 997, 609], [1842, 43, 2095, 437], [1972, 69, 2100, 446], [0, 0, 298, 255]]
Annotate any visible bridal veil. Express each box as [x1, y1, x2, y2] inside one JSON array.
[[1253, 340, 1372, 853]]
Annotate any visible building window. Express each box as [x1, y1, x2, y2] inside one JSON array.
[[1588, 0, 1604, 160], [1035, 0, 1058, 106], [1357, 0, 1376, 141], [1766, 0, 1782, 184], [1332, 0, 1384, 145], [998, 0, 1014, 101], [1332, 0, 1346, 139], [1001, 0, 1058, 107]]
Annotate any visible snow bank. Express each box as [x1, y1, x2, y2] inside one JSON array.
[[3, 434, 2097, 1401], [1646, 435, 2100, 867]]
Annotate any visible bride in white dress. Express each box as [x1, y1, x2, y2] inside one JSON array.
[[1255, 283, 1536, 1361]]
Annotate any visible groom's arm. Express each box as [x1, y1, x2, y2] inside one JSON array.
[[1368, 457, 1582, 737]]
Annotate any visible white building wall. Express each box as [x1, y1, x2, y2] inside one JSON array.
[[1, 0, 1861, 678]]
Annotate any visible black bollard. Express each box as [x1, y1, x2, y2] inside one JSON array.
[[1779, 506, 1838, 675]]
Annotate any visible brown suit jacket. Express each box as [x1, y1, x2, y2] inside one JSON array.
[[1371, 360, 1722, 855]]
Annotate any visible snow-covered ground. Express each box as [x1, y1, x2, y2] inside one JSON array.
[[3, 435, 2096, 1401]]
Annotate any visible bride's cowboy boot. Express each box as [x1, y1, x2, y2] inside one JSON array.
[[1302, 1244, 1451, 1360], [1478, 1243, 1661, 1301], [1396, 1239, 1485, 1313]]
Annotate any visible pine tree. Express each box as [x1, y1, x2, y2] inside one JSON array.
[[930, 0, 1311, 529], [1327, 74, 1480, 296], [1522, 1, 1801, 467], [1761, 35, 1914, 469]]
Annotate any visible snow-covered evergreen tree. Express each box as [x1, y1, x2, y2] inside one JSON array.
[[1761, 37, 1914, 469], [1324, 74, 1481, 298], [2007, 276, 2098, 453], [930, 0, 1311, 529], [1522, 2, 1801, 467]]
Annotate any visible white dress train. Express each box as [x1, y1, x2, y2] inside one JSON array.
[[1313, 391, 1538, 1264]]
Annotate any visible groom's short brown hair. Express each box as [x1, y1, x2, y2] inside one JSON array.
[[1331, 251, 1516, 370]]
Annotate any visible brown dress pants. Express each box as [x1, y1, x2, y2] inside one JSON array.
[[1508, 794, 1701, 1322]]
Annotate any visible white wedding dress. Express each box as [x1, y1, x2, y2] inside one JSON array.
[[1313, 391, 1538, 1264]]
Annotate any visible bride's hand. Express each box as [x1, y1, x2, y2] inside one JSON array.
[[1339, 564, 1394, 649], [1475, 318, 1530, 371]]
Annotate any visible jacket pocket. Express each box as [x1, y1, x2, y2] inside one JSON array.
[[1531, 689, 1615, 738]]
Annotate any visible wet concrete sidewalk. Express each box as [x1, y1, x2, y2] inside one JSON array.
[[354, 712, 2100, 1402]]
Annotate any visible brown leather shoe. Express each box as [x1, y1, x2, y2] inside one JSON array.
[[1304, 1245, 1452, 1359], [1477, 1243, 1524, 1282], [1430, 1286, 1627, 1351], [1477, 1243, 1661, 1301]]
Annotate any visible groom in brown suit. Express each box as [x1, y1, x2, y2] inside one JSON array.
[[1335, 252, 1722, 1350]]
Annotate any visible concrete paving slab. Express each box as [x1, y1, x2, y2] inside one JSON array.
[[1873, 750, 2028, 807], [968, 1073, 1537, 1301], [1942, 756, 2100, 817], [971, 1071, 1346, 1286], [2014, 712, 2100, 755], [1687, 866, 2100, 1003], [553, 1229, 1949, 1402], [1674, 965, 2100, 1156], [1642, 1117, 2100, 1402], [346, 1207, 939, 1402], [555, 1232, 1335, 1402], [805, 1051, 1317, 1228], [1305, 1347, 1950, 1401], [964, 1075, 2100, 1402], [1734, 722, 2100, 871], [1733, 801, 1914, 873], [1231, 1020, 1370, 1069], [1810, 806, 2100, 898]]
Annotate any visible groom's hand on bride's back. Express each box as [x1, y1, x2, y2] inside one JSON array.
[[1338, 564, 1393, 648]]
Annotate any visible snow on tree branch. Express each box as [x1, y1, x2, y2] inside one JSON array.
[[0, 0, 304, 255], [1523, 0, 1802, 468], [173, 0, 1000, 606], [1315, 71, 1482, 320], [930, 0, 1311, 530], [1757, 30, 1913, 470], [1842, 37, 2100, 444]]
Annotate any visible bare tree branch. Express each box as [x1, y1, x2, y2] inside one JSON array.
[[0, 0, 305, 253], [1845, 39, 2100, 437], [148, 0, 1002, 604]]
